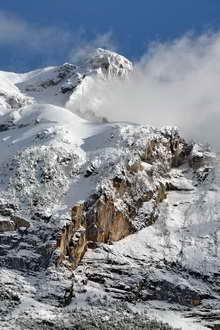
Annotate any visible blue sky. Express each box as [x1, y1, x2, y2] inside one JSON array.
[[0, 1, 220, 71]]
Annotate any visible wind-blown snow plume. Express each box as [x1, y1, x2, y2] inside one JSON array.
[[67, 32, 220, 150], [68, 31, 117, 64]]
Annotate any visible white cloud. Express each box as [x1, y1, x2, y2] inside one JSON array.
[[0, 11, 117, 70], [68, 31, 117, 64], [0, 12, 27, 43], [67, 32, 220, 150], [1, 11, 219, 149], [0, 11, 71, 55]]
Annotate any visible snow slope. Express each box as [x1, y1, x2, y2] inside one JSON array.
[[0, 48, 133, 118]]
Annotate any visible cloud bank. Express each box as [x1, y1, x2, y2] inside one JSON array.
[[1, 11, 219, 149], [68, 31, 117, 64], [0, 11, 116, 70], [0, 11, 71, 52], [67, 32, 220, 150]]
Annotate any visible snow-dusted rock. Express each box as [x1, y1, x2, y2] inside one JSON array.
[[81, 48, 133, 78]]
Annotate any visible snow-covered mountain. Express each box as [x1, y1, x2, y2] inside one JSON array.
[[0, 48, 133, 117], [0, 49, 219, 330]]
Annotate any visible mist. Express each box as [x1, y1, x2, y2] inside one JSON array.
[[67, 33, 220, 150]]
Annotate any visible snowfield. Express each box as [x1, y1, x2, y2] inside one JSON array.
[[0, 49, 219, 330]]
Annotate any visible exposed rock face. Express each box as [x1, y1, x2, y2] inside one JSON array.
[[0, 200, 30, 233], [56, 129, 191, 268], [0, 121, 218, 329], [0, 219, 15, 232], [57, 206, 87, 268], [0, 216, 30, 233]]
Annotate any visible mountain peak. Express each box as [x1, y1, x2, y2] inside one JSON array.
[[79, 47, 133, 77], [0, 49, 133, 115]]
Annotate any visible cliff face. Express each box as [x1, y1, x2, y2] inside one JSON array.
[[56, 129, 191, 269]]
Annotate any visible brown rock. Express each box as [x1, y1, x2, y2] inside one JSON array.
[[56, 131, 194, 269], [0, 219, 15, 232]]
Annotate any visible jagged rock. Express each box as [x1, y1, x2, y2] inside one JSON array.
[[0, 219, 15, 232], [56, 129, 191, 268], [12, 215, 31, 230], [189, 144, 215, 170]]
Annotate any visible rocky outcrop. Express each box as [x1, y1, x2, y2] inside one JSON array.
[[56, 208, 87, 268], [0, 214, 30, 233], [0, 219, 15, 232], [56, 129, 192, 269], [189, 144, 214, 170]]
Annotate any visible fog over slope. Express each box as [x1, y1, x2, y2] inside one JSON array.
[[67, 33, 220, 150]]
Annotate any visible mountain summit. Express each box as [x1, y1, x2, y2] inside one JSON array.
[[0, 48, 133, 115]]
